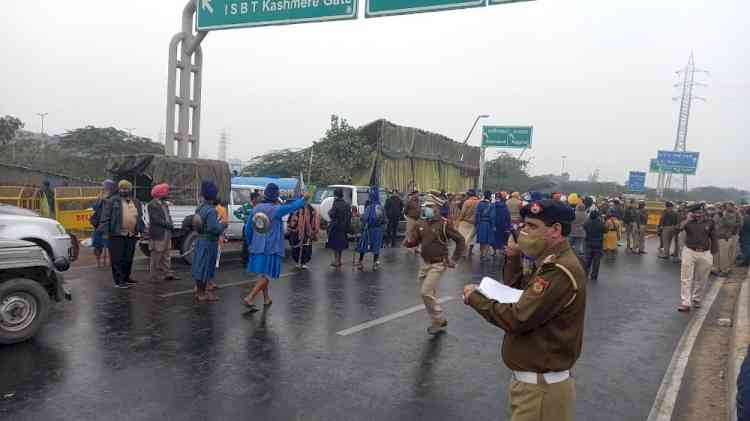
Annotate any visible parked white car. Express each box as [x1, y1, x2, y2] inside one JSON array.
[[0, 204, 76, 263], [313, 185, 388, 222]]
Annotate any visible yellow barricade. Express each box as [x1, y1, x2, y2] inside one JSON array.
[[54, 187, 101, 232], [645, 200, 665, 234], [0, 186, 42, 212]]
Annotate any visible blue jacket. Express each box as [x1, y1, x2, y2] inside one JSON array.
[[195, 202, 225, 241], [249, 198, 305, 257], [491, 202, 511, 235], [243, 206, 255, 249]]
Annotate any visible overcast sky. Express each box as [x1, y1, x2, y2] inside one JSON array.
[[2, 0, 747, 190]]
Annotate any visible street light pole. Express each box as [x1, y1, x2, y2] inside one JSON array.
[[36, 112, 48, 135], [561, 155, 567, 175], [459, 114, 490, 189], [461, 114, 491, 147], [308, 141, 315, 184]]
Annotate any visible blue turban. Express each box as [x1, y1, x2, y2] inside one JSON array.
[[201, 180, 218, 201], [102, 179, 115, 192], [264, 183, 279, 202]]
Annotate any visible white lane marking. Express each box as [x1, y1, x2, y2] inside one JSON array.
[[647, 277, 724, 421], [158, 272, 293, 298], [336, 296, 455, 336]]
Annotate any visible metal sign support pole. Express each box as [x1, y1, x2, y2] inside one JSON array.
[[478, 146, 486, 192], [166, 0, 207, 158]]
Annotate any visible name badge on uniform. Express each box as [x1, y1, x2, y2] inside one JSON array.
[[532, 276, 550, 294]]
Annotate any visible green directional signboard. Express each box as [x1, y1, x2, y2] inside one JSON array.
[[196, 0, 358, 31], [482, 126, 533, 148], [488, 0, 536, 5], [366, 0, 484, 18], [649, 158, 660, 173]]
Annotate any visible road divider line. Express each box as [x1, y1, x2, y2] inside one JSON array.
[[336, 296, 455, 336], [647, 277, 723, 421], [159, 272, 293, 298]]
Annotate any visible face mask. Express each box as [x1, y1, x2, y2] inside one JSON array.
[[517, 228, 548, 258], [421, 206, 434, 220], [119, 190, 130, 198]]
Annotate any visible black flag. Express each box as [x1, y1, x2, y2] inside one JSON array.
[[368, 158, 379, 188]]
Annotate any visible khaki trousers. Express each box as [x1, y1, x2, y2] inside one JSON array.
[[718, 238, 733, 273], [660, 226, 679, 258], [626, 222, 645, 250], [509, 378, 575, 421], [149, 233, 173, 280], [418, 261, 446, 325], [680, 247, 712, 306], [636, 224, 646, 253], [458, 221, 476, 253], [677, 231, 686, 260]]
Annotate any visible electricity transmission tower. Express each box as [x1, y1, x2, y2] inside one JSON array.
[[218, 130, 229, 162], [658, 52, 708, 195]]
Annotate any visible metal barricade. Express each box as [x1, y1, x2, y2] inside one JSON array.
[[0, 186, 42, 212], [645, 200, 666, 233], [54, 187, 101, 232]]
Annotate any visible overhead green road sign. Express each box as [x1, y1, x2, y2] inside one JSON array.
[[488, 0, 536, 5], [366, 0, 484, 18], [482, 126, 533, 148], [649, 158, 661, 173], [196, 0, 358, 31]]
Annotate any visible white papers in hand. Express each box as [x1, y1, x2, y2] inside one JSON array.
[[477, 277, 523, 303]]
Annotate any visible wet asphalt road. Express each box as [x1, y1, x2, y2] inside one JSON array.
[[0, 239, 700, 420]]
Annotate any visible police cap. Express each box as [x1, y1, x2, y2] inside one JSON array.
[[521, 200, 576, 225], [686, 202, 705, 213]]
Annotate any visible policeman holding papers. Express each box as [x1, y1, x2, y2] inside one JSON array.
[[463, 199, 587, 421]]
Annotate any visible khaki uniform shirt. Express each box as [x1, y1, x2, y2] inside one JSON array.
[[468, 240, 587, 372], [459, 197, 480, 224], [404, 218, 465, 263], [404, 198, 421, 219]]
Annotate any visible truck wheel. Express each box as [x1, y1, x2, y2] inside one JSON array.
[[181, 231, 198, 265], [0, 278, 51, 345], [139, 241, 151, 257]]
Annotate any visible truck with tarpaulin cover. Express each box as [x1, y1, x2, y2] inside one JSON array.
[[106, 154, 232, 264]]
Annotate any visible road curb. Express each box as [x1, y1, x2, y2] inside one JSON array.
[[728, 275, 749, 421]]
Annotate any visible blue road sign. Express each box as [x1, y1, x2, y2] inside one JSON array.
[[656, 150, 700, 175], [627, 171, 647, 193]]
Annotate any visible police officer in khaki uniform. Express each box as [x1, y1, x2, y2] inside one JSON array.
[[463, 200, 587, 421], [404, 191, 466, 334]]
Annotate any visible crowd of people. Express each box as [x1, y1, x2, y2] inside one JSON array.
[[84, 178, 750, 421]]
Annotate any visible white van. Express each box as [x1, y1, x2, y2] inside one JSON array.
[[312, 185, 388, 222]]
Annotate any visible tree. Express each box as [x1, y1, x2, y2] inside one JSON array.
[[241, 115, 373, 185], [57, 126, 164, 158], [310, 115, 373, 185], [483, 152, 535, 192], [241, 148, 305, 177], [0, 115, 24, 145]]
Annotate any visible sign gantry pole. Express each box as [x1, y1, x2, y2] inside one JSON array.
[[166, 0, 207, 158]]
